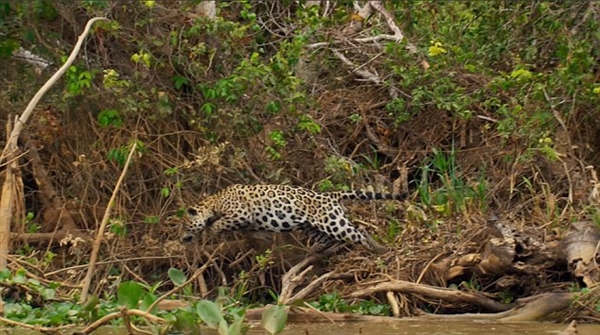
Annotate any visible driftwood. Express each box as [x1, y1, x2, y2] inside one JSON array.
[[278, 244, 346, 304], [558, 320, 578, 335], [249, 292, 577, 324], [562, 221, 600, 286], [386, 218, 598, 321], [439, 217, 562, 285], [438, 219, 599, 287], [269, 216, 599, 322], [246, 298, 580, 324]]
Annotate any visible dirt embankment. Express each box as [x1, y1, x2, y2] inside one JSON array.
[[1, 1, 599, 323]]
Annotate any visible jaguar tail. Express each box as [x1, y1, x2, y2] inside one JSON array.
[[335, 190, 405, 201]]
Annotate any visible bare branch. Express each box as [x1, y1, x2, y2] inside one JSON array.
[[80, 142, 137, 303], [12, 47, 52, 70], [370, 1, 417, 53], [331, 49, 402, 99], [331, 49, 382, 85], [344, 1, 376, 35], [1, 16, 109, 164]]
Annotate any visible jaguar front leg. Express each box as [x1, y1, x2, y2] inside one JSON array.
[[208, 216, 252, 234]]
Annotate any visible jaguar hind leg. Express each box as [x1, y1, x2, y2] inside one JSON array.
[[358, 229, 388, 254], [326, 216, 388, 254], [304, 226, 336, 252]]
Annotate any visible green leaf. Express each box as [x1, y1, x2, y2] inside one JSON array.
[[140, 293, 157, 313], [196, 300, 224, 329], [41, 288, 56, 300], [168, 268, 187, 286], [172, 75, 190, 90], [201, 102, 215, 115], [173, 309, 199, 333], [218, 319, 229, 335], [261, 304, 288, 334], [265, 101, 282, 114], [117, 281, 145, 309], [228, 314, 246, 335], [510, 68, 533, 80], [0, 39, 19, 58], [82, 294, 99, 312], [97, 109, 122, 128], [0, 269, 11, 280], [12, 272, 26, 284]]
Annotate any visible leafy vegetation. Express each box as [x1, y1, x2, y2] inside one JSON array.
[[0, 268, 289, 333], [310, 292, 391, 316]]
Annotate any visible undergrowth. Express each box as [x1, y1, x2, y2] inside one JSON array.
[[1, 0, 599, 329]]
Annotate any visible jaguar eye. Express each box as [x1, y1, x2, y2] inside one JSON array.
[[187, 207, 198, 216]]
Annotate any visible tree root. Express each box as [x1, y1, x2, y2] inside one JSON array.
[[0, 315, 74, 334], [22, 131, 81, 235], [558, 320, 578, 335], [75, 308, 167, 335], [279, 245, 345, 304], [249, 293, 577, 324], [349, 279, 511, 313], [419, 292, 574, 322], [245, 305, 406, 323]]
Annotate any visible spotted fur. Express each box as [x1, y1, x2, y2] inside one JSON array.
[[180, 184, 403, 253]]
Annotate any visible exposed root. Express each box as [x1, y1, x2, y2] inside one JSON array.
[[349, 279, 512, 313], [420, 292, 575, 322], [75, 307, 167, 335], [558, 320, 578, 335], [279, 245, 345, 304], [562, 284, 600, 322], [245, 305, 407, 323], [0, 315, 74, 334]]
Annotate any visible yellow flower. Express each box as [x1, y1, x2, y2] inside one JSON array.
[[510, 68, 533, 80], [142, 0, 155, 8], [428, 42, 447, 57]]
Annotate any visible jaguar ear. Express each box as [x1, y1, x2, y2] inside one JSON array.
[[187, 207, 198, 216]]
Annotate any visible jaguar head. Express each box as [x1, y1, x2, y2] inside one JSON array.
[[180, 206, 216, 243]]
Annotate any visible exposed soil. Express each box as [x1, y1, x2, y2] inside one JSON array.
[[1, 1, 599, 324]]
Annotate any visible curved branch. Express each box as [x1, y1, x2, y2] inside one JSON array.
[[1, 16, 108, 163]]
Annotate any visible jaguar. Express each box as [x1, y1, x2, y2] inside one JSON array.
[[180, 184, 404, 253]]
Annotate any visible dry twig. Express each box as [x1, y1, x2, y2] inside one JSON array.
[[81, 142, 137, 303]]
